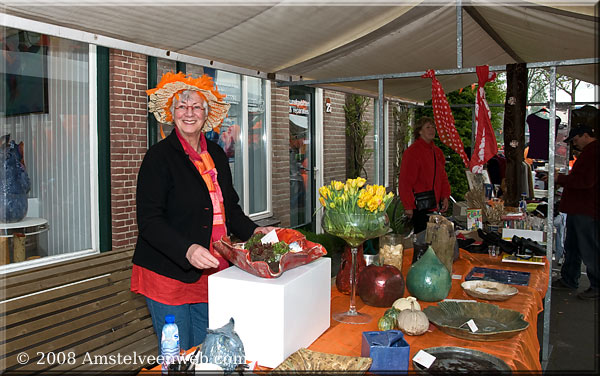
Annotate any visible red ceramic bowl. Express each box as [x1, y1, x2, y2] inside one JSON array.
[[213, 228, 327, 278]]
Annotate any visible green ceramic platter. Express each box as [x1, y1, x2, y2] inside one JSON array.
[[424, 301, 529, 341]]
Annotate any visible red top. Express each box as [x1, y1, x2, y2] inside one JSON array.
[[398, 138, 451, 211], [558, 139, 599, 220], [131, 252, 228, 305]]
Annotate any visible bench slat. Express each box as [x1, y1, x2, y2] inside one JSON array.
[[3, 249, 133, 285], [3, 259, 134, 300], [70, 329, 158, 373], [3, 288, 141, 338], [0, 269, 132, 315], [2, 296, 148, 359], [14, 325, 156, 373]]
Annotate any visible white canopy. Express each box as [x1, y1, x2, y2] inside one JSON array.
[[2, 0, 597, 101]]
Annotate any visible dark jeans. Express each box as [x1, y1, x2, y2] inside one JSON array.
[[146, 297, 209, 355], [560, 214, 599, 289], [412, 209, 432, 234]]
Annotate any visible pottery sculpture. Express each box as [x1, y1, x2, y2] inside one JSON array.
[[406, 246, 452, 302]]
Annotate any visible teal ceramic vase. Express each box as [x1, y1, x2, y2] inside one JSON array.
[[406, 246, 452, 302]]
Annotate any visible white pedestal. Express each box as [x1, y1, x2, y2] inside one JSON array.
[[208, 257, 331, 368]]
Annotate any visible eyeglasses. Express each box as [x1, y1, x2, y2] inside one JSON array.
[[174, 104, 206, 114]]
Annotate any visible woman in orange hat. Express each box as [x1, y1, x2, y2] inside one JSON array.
[[131, 72, 275, 353]]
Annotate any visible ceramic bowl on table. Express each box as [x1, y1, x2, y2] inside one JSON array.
[[424, 301, 529, 341], [461, 280, 518, 301], [412, 346, 512, 373]]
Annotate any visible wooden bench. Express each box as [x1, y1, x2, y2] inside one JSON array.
[[0, 249, 158, 374]]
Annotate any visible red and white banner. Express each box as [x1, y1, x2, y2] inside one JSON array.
[[421, 69, 469, 168], [470, 65, 498, 173]]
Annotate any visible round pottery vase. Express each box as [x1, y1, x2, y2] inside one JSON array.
[[406, 246, 452, 302]]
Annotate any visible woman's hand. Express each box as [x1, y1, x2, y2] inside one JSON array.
[[186, 244, 220, 269], [405, 209, 413, 219], [440, 198, 449, 212], [253, 226, 279, 235]]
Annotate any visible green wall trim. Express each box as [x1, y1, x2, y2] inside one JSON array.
[[97, 46, 111, 252], [147, 56, 158, 146]]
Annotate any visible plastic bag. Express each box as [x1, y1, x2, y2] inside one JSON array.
[[201, 318, 245, 373]]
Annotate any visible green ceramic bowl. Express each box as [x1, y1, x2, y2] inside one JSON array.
[[424, 301, 529, 341]]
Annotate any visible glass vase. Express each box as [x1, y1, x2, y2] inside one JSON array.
[[322, 210, 389, 324]]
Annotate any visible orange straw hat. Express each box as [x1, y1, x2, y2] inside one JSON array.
[[146, 72, 231, 134]]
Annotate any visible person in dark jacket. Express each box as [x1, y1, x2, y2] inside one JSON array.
[[549, 125, 599, 300], [398, 117, 451, 234], [131, 72, 275, 352]]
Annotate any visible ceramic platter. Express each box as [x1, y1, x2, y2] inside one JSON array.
[[461, 280, 518, 301], [424, 301, 529, 341], [413, 346, 512, 373]]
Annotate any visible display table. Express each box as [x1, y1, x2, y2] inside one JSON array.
[[0, 217, 49, 264], [308, 248, 549, 371], [142, 248, 549, 373]]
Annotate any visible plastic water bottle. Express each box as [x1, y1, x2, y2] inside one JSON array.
[[161, 315, 180, 373]]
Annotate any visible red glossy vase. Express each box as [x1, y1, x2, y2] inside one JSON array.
[[336, 244, 366, 294]]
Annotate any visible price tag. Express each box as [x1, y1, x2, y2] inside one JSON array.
[[452, 274, 462, 280], [475, 287, 491, 294], [466, 319, 478, 332], [413, 350, 436, 369], [261, 229, 279, 245]]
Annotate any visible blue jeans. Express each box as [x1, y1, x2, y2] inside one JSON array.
[[560, 214, 599, 289], [554, 213, 567, 261], [145, 298, 209, 355]]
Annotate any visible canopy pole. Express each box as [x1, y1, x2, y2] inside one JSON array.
[[457, 0, 463, 69], [378, 79, 385, 186], [542, 66, 557, 367], [278, 58, 599, 87]]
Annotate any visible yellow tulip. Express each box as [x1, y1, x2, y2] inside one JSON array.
[[329, 202, 336, 209], [319, 197, 326, 207], [319, 186, 329, 199], [356, 177, 367, 187], [334, 181, 344, 191], [376, 186, 386, 197]]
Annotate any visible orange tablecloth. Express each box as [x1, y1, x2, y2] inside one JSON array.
[[308, 248, 550, 371], [142, 248, 549, 373]]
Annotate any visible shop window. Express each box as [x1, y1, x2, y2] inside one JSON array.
[[247, 77, 268, 215], [1, 27, 92, 266]]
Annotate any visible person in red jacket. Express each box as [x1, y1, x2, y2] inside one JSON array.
[[398, 117, 451, 234], [549, 124, 599, 300]]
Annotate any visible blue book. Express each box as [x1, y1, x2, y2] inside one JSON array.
[[465, 266, 530, 286]]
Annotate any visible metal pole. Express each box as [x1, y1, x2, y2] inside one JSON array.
[[471, 105, 476, 154], [456, 0, 463, 69], [542, 65, 557, 366], [378, 79, 385, 186], [277, 58, 599, 87]]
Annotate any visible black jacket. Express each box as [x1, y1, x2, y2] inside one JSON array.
[[133, 131, 257, 283]]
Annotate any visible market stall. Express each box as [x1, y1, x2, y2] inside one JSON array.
[[143, 244, 549, 373]]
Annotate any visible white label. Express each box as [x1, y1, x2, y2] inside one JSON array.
[[475, 287, 491, 294], [452, 274, 462, 280], [260, 229, 279, 245], [413, 350, 436, 369], [466, 319, 479, 332], [443, 299, 477, 303], [289, 241, 302, 253]]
